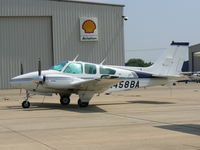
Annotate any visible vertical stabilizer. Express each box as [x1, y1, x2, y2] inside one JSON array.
[[144, 41, 189, 76]]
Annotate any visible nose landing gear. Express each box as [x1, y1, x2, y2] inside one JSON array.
[[22, 100, 30, 108], [22, 91, 31, 108]]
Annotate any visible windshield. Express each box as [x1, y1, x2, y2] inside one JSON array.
[[51, 61, 68, 71]]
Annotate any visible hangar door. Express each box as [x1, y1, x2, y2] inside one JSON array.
[[192, 53, 200, 72], [0, 17, 53, 89]]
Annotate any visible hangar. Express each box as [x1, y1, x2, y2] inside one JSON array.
[[189, 44, 200, 72], [0, 0, 125, 88]]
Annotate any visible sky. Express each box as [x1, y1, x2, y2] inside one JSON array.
[[79, 0, 200, 62]]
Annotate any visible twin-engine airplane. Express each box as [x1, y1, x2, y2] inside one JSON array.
[[10, 41, 189, 108]]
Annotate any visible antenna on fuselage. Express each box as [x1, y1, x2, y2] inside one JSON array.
[[73, 55, 79, 62], [100, 58, 106, 65]]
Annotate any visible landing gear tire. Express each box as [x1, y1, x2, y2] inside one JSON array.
[[60, 96, 70, 105], [78, 99, 89, 107], [22, 101, 30, 109]]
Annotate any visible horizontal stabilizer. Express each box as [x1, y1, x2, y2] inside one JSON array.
[[171, 41, 189, 46]]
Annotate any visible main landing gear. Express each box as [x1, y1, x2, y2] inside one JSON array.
[[78, 99, 89, 107], [60, 95, 70, 105], [59, 94, 89, 107], [77, 92, 93, 107], [22, 91, 31, 108]]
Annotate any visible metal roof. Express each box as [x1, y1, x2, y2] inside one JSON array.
[[49, 0, 125, 7], [189, 43, 200, 48]]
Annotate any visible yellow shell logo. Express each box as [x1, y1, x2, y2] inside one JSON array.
[[82, 20, 96, 33]]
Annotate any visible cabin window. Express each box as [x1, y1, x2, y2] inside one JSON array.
[[64, 63, 83, 74], [100, 67, 116, 75], [85, 64, 97, 74], [51, 61, 68, 71]]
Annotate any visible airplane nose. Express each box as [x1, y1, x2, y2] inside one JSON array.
[[10, 74, 28, 88], [10, 75, 21, 82], [10, 72, 38, 89], [10, 76, 21, 87]]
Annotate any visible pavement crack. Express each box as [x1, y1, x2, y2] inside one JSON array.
[[183, 144, 200, 149], [0, 124, 59, 150], [105, 112, 169, 124]]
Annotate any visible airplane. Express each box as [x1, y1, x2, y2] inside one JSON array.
[[10, 41, 189, 108]]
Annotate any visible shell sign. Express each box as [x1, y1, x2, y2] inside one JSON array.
[[80, 17, 98, 41], [82, 20, 96, 33]]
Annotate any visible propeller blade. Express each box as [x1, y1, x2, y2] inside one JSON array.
[[20, 63, 24, 75], [38, 58, 41, 76]]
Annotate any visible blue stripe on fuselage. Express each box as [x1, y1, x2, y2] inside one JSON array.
[[10, 77, 74, 82]]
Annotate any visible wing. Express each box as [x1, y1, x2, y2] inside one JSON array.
[[73, 78, 122, 93], [44, 74, 122, 93]]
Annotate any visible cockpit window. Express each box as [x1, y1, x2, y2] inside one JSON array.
[[51, 61, 68, 71], [85, 64, 97, 74], [100, 67, 116, 75], [64, 63, 83, 74]]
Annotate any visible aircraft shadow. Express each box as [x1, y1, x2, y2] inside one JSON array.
[[6, 103, 106, 113], [127, 100, 175, 105], [156, 124, 200, 136], [96, 100, 175, 106]]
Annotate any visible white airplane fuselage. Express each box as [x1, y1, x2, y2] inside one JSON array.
[[10, 62, 170, 94]]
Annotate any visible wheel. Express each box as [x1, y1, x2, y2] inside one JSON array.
[[22, 101, 30, 108], [78, 99, 89, 107], [60, 96, 70, 105]]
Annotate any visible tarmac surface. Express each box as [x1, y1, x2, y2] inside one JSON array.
[[0, 83, 200, 150]]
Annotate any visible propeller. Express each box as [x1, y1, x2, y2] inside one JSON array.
[[38, 58, 41, 76], [19, 62, 24, 96], [20, 62, 24, 75], [33, 58, 45, 85]]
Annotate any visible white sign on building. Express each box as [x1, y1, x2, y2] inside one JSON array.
[[80, 17, 98, 41]]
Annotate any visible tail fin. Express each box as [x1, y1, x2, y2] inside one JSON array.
[[144, 41, 189, 76]]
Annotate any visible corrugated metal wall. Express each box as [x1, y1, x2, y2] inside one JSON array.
[[0, 16, 53, 88], [51, 1, 125, 65], [0, 0, 125, 88], [189, 44, 200, 72], [192, 55, 200, 71]]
